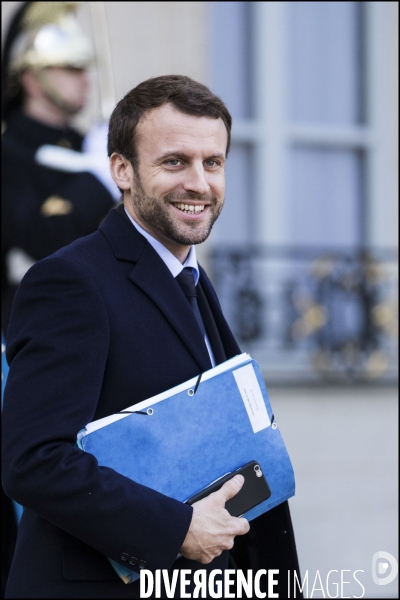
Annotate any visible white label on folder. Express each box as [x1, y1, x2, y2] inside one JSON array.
[[233, 364, 271, 433]]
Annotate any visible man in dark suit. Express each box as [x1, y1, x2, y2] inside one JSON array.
[[2, 75, 301, 598]]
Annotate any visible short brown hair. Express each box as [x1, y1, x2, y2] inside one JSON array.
[[107, 75, 232, 169]]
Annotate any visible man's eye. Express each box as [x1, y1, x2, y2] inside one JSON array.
[[205, 160, 218, 167], [166, 159, 181, 166]]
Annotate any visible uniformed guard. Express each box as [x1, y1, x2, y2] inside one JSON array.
[[1, 1, 120, 335]]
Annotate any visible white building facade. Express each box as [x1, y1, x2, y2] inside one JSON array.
[[2, 1, 398, 382]]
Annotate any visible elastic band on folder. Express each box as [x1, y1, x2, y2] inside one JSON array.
[[187, 373, 202, 397], [119, 409, 152, 416], [193, 373, 202, 394]]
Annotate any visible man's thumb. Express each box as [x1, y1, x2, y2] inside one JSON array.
[[217, 474, 244, 503]]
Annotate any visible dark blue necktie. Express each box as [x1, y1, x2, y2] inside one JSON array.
[[175, 268, 206, 338]]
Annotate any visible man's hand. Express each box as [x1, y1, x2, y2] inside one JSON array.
[[180, 474, 250, 564]]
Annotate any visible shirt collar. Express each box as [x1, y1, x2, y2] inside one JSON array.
[[124, 207, 199, 284]]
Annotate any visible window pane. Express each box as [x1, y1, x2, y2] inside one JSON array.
[[287, 147, 364, 246], [209, 1, 253, 118], [286, 1, 364, 125]]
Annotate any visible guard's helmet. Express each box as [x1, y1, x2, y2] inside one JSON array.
[[2, 2, 93, 115]]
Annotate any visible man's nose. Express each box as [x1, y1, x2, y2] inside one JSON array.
[[182, 163, 210, 195]]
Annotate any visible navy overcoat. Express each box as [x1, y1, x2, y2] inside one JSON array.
[[2, 207, 300, 598]]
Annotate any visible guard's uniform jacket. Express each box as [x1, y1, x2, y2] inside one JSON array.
[[1, 109, 115, 334]]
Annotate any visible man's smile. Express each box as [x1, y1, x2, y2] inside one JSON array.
[[171, 202, 207, 216]]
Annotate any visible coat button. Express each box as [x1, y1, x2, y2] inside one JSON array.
[[120, 553, 129, 561], [138, 560, 148, 569], [129, 556, 138, 566]]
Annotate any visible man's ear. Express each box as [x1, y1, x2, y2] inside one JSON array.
[[109, 153, 134, 191]]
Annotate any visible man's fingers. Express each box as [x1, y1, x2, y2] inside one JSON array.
[[235, 516, 250, 535], [216, 474, 245, 503], [180, 475, 251, 563]]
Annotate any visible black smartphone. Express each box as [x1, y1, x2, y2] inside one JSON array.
[[185, 461, 271, 517]]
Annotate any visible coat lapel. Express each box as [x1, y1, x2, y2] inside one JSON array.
[[100, 208, 212, 373], [129, 245, 212, 372]]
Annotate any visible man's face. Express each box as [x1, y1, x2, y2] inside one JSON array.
[[37, 66, 89, 114], [124, 103, 227, 259]]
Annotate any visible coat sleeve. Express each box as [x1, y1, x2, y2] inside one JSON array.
[[1, 255, 193, 574]]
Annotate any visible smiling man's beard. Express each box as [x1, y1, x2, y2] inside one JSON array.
[[131, 171, 224, 246]]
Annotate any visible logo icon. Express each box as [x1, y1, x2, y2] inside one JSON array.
[[372, 551, 398, 585]]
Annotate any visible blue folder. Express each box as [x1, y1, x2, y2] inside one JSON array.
[[78, 353, 295, 524], [78, 354, 295, 582]]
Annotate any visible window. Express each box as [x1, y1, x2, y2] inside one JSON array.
[[208, 1, 398, 382]]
